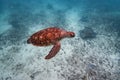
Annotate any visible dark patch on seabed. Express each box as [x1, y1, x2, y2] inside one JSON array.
[[0, 0, 120, 80]]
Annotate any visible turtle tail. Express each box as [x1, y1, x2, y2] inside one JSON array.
[[27, 38, 31, 44]]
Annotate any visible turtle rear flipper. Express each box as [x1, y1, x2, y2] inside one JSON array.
[[45, 42, 61, 59]]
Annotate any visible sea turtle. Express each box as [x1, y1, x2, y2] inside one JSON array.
[[27, 27, 75, 59]]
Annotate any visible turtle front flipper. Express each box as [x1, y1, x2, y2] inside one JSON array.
[[45, 42, 61, 59]]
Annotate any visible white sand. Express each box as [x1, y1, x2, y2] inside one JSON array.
[[0, 1, 119, 80]]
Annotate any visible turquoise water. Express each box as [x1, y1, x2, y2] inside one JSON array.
[[0, 0, 120, 80]]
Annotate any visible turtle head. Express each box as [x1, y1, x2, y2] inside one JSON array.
[[60, 31, 75, 38], [67, 32, 75, 38]]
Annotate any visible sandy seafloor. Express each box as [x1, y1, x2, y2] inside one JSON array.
[[0, 0, 120, 80]]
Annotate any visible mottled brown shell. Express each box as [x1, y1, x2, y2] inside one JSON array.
[[27, 27, 66, 46], [27, 27, 75, 59]]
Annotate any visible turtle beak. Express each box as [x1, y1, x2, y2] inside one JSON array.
[[68, 32, 75, 37]]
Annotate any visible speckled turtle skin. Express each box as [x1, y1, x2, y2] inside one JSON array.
[[27, 27, 75, 59]]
